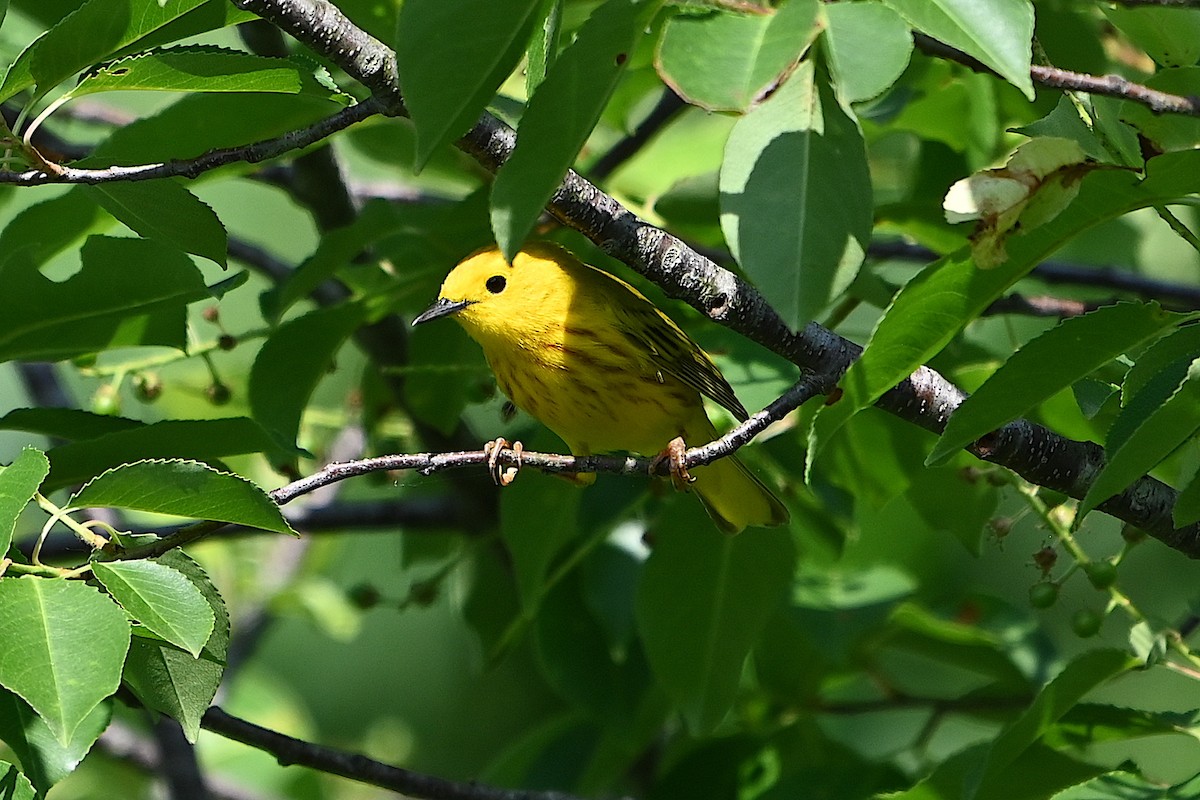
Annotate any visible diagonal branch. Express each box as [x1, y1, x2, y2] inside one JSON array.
[[228, 0, 1199, 557], [913, 32, 1200, 116], [202, 706, 620, 800]]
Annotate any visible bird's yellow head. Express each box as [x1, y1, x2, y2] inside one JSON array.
[[412, 243, 578, 341]]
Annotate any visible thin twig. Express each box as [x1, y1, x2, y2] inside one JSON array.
[[869, 240, 1200, 310], [0, 98, 385, 185], [201, 706, 629, 800], [111, 378, 820, 560], [913, 33, 1200, 117], [588, 87, 688, 182]]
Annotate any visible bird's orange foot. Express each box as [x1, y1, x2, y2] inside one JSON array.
[[484, 438, 523, 486], [651, 436, 694, 492]]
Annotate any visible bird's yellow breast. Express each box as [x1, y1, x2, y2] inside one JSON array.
[[478, 310, 706, 457]]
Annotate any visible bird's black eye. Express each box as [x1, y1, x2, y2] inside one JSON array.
[[486, 275, 507, 294]]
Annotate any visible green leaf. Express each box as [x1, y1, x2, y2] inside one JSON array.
[[248, 304, 365, 450], [1176, 469, 1200, 526], [92, 560, 215, 657], [906, 462, 999, 555], [655, 0, 820, 112], [1123, 323, 1200, 404], [822, 0, 912, 103], [44, 417, 288, 492], [0, 449, 49, 557], [635, 504, 795, 732], [969, 649, 1136, 797], [0, 409, 143, 442], [720, 60, 871, 330], [86, 92, 341, 166], [501, 474, 581, 611], [0, 0, 210, 103], [85, 181, 227, 267], [808, 150, 1200, 466], [490, 0, 660, 261], [928, 303, 1183, 466], [0, 577, 130, 745], [404, 321, 490, 434], [0, 189, 110, 270], [121, 551, 227, 742], [70, 47, 346, 102], [397, 0, 542, 169], [883, 603, 1031, 694], [1103, 6, 1200, 68], [526, 0, 562, 96], [0, 236, 209, 364], [881, 0, 1034, 99], [267, 200, 407, 321], [1120, 69, 1200, 159], [69, 459, 295, 536], [0, 690, 110, 795], [0, 762, 35, 800], [1082, 359, 1200, 518]]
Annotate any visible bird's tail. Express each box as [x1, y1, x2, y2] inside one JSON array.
[[691, 452, 789, 534]]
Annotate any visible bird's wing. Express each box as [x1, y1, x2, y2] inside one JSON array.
[[616, 301, 749, 422]]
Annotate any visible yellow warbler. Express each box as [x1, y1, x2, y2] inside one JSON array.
[[412, 243, 789, 533]]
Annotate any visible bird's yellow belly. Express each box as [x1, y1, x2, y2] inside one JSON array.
[[488, 348, 703, 456]]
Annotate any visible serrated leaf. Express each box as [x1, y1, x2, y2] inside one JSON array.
[[85, 181, 227, 267], [0, 189, 110, 271], [0, 578, 130, 745], [0, 0, 210, 103], [635, 505, 795, 733], [69, 459, 295, 536], [807, 150, 1200, 470], [0, 236, 209, 364], [44, 417, 290, 492], [1123, 320, 1200, 405], [490, 0, 660, 260], [882, 0, 1034, 99], [92, 560, 215, 657], [397, 0, 542, 169], [0, 449, 49, 557], [526, 0, 562, 96], [655, 0, 819, 112], [1082, 359, 1200, 518], [822, 0, 912, 103], [720, 60, 871, 329], [121, 551, 227, 742], [0, 762, 35, 800], [928, 303, 1183, 466], [248, 304, 365, 451], [0, 689, 110, 795], [71, 47, 348, 102]]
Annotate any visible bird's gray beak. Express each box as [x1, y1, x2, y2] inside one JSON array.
[[412, 297, 472, 326]]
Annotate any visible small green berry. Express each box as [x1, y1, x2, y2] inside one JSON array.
[[1028, 583, 1059, 609], [1071, 608, 1103, 638], [1084, 562, 1118, 590], [91, 384, 120, 416]]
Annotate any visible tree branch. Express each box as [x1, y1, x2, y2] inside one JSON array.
[[869, 240, 1200, 310], [112, 378, 819, 560], [913, 32, 1200, 116], [0, 98, 384, 185], [225, 0, 1200, 557], [200, 706, 627, 800]]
